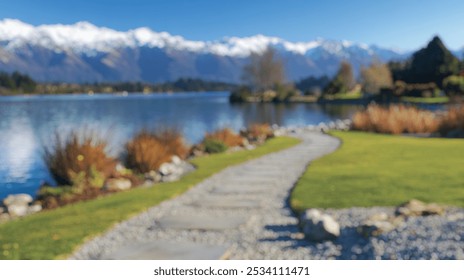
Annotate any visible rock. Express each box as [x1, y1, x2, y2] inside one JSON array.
[[159, 162, 178, 176], [395, 199, 445, 217], [3, 194, 33, 206], [0, 206, 4, 214], [300, 209, 340, 242], [317, 123, 329, 133], [358, 213, 404, 237], [171, 155, 182, 165], [328, 121, 336, 130], [104, 178, 132, 191], [161, 174, 181, 183], [145, 170, 162, 183], [447, 212, 464, 222], [27, 204, 43, 214], [7, 204, 29, 217]]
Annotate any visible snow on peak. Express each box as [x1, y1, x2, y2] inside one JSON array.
[[0, 19, 394, 57]]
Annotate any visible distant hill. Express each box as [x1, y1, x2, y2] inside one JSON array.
[[0, 19, 411, 83]]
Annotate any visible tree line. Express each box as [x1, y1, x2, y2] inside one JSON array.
[[0, 76, 236, 95], [231, 35, 464, 102]]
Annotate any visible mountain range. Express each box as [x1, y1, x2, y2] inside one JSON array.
[[0, 18, 439, 84]]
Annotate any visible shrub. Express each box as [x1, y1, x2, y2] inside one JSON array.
[[153, 128, 189, 159], [443, 75, 464, 97], [242, 123, 274, 143], [44, 131, 117, 189], [438, 106, 464, 137], [204, 128, 244, 147], [125, 130, 185, 174], [203, 139, 228, 154], [352, 104, 439, 134], [229, 86, 252, 102]]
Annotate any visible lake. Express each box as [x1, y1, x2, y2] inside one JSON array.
[[0, 91, 362, 199]]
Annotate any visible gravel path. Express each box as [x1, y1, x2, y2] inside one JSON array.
[[70, 131, 464, 260]]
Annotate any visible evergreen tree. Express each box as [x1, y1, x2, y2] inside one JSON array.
[[398, 36, 460, 87]]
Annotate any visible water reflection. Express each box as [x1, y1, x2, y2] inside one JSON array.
[[0, 92, 362, 199]]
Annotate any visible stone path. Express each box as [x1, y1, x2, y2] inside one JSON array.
[[70, 132, 340, 260]]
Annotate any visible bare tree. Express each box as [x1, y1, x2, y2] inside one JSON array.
[[324, 61, 355, 95], [242, 47, 285, 92], [361, 62, 393, 94]]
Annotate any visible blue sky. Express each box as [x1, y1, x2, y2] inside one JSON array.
[[1, 0, 464, 50]]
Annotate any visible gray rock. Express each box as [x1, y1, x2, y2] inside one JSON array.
[[358, 213, 404, 237], [27, 204, 43, 214], [160, 174, 181, 183], [171, 155, 182, 165], [104, 178, 132, 191], [7, 204, 29, 217], [145, 170, 162, 183], [301, 209, 340, 242], [396, 199, 445, 217], [3, 194, 33, 206], [159, 162, 178, 176]]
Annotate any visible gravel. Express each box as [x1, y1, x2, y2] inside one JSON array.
[[70, 131, 464, 260]]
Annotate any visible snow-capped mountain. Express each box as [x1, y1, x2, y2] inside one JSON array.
[[0, 19, 409, 83]]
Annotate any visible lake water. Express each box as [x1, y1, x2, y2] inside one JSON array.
[[0, 91, 362, 199]]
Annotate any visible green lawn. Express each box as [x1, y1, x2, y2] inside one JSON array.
[[332, 91, 363, 100], [0, 136, 300, 260], [291, 131, 464, 213], [401, 96, 450, 104]]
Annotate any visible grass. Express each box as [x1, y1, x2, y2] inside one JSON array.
[[0, 136, 300, 260], [401, 96, 450, 104], [332, 91, 363, 100], [291, 131, 464, 213]]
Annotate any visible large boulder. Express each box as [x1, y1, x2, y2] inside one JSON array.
[[7, 204, 29, 217], [300, 209, 340, 242], [395, 199, 445, 217], [3, 194, 33, 206], [3, 194, 33, 218], [27, 204, 43, 215], [104, 178, 132, 192], [159, 162, 179, 176]]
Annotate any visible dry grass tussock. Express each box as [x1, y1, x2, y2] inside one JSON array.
[[204, 128, 244, 147], [243, 123, 274, 142], [44, 131, 117, 187], [125, 129, 188, 174], [352, 104, 440, 134], [438, 106, 464, 137]]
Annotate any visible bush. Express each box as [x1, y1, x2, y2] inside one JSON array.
[[125, 129, 187, 174], [443, 75, 464, 97], [242, 123, 274, 143], [153, 128, 189, 159], [229, 86, 252, 102], [438, 106, 464, 137], [273, 84, 298, 102], [203, 139, 228, 154], [204, 128, 244, 147], [44, 131, 117, 190], [352, 104, 439, 134]]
